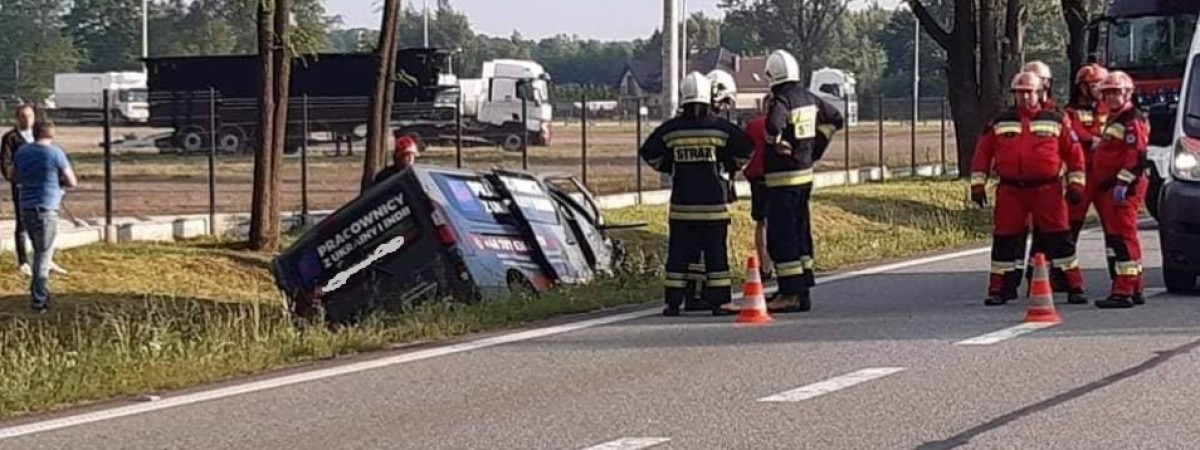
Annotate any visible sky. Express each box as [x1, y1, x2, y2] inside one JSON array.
[[331, 0, 905, 41]]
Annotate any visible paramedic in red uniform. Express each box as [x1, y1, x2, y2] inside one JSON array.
[[1090, 71, 1150, 309], [742, 94, 774, 281], [970, 71, 1088, 306], [1064, 63, 1110, 242]]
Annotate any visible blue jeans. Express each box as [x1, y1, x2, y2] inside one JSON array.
[[21, 209, 57, 308]]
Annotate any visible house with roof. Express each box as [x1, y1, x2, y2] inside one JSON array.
[[615, 47, 772, 118]]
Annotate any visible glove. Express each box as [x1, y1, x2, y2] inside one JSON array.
[[1066, 186, 1084, 206], [774, 140, 793, 156], [971, 185, 987, 208], [1112, 184, 1129, 204]]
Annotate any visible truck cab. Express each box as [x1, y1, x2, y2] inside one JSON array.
[[49, 71, 149, 124], [808, 67, 859, 127], [1087, 1, 1200, 219]]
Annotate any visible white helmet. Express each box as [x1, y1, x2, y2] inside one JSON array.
[[706, 69, 738, 106], [765, 49, 801, 87], [680, 71, 712, 106]]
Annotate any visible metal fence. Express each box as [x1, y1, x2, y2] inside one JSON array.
[[0, 91, 959, 224]]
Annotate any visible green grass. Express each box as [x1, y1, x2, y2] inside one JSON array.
[[0, 178, 989, 420]]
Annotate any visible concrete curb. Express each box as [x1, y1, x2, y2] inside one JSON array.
[[0, 164, 956, 253]]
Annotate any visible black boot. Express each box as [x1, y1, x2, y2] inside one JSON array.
[[1067, 291, 1089, 305], [662, 303, 681, 316], [1095, 294, 1135, 309], [985, 292, 1017, 306], [1132, 292, 1146, 305]]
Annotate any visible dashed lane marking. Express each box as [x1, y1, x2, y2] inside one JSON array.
[[758, 367, 907, 402], [580, 437, 671, 450], [955, 322, 1059, 346]]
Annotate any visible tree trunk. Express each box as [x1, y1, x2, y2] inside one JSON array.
[[948, 0, 986, 177], [263, 0, 292, 252], [1001, 0, 1027, 91], [1062, 0, 1089, 104], [361, 0, 403, 192], [978, 0, 1002, 119], [249, 0, 275, 251]]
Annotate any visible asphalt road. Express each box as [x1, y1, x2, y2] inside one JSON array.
[[2, 223, 1199, 450]]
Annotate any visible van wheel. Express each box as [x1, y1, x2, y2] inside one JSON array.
[[1164, 268, 1198, 294]]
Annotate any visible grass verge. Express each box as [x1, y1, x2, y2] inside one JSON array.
[[0, 178, 989, 420]]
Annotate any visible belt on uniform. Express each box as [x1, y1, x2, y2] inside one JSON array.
[[997, 178, 1059, 188]]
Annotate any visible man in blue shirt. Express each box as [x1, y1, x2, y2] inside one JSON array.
[[11, 121, 77, 312]]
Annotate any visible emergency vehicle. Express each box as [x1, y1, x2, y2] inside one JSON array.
[[1158, 12, 1200, 294]]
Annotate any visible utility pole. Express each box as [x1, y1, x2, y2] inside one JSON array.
[[661, 0, 679, 188], [423, 0, 430, 47], [911, 9, 920, 175], [142, 0, 149, 65], [681, 0, 688, 79]]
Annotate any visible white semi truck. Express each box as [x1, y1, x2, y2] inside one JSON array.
[[396, 59, 553, 152], [44, 72, 149, 125]]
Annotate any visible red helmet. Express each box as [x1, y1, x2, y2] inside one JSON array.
[[1010, 71, 1042, 92], [1099, 71, 1135, 92], [1075, 63, 1108, 85], [394, 136, 419, 156]]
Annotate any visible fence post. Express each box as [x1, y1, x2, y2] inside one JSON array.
[[301, 93, 310, 228], [102, 88, 114, 243], [521, 94, 529, 170], [877, 95, 884, 180], [456, 89, 464, 169], [940, 97, 947, 175], [911, 96, 917, 177], [208, 86, 217, 236], [581, 92, 588, 188], [844, 93, 851, 185], [636, 97, 644, 204]]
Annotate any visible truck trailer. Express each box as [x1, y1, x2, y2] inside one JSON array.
[[144, 49, 450, 154]]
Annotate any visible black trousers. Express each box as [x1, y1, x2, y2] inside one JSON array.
[[10, 182, 27, 266], [766, 185, 815, 296], [664, 220, 731, 307]]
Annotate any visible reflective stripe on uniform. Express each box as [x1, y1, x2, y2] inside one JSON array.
[[666, 136, 728, 148], [971, 172, 988, 186], [817, 124, 836, 140], [1052, 257, 1080, 270], [1067, 171, 1086, 186], [1104, 123, 1126, 140], [993, 121, 1022, 135], [764, 168, 815, 187], [663, 129, 731, 142], [991, 261, 1017, 275], [1030, 120, 1061, 136], [706, 270, 733, 287], [669, 203, 732, 221], [664, 271, 689, 288], [801, 256, 814, 270], [790, 106, 818, 139], [776, 260, 806, 277], [1118, 169, 1137, 183], [1115, 261, 1141, 276], [1077, 110, 1094, 124]]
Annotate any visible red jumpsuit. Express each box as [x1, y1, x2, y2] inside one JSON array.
[[1090, 104, 1149, 298], [972, 106, 1087, 300], [1064, 101, 1109, 236]]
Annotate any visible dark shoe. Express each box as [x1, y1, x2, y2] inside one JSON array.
[[1067, 292, 1089, 305], [1132, 292, 1146, 305], [1095, 295, 1135, 309], [683, 299, 712, 311], [662, 305, 681, 317], [767, 294, 811, 313], [984, 295, 1009, 306]]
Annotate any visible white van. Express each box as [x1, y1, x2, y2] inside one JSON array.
[[1158, 20, 1200, 293]]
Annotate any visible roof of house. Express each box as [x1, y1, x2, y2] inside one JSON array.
[[619, 48, 772, 95]]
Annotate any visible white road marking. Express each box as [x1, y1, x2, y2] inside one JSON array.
[[581, 437, 671, 450], [758, 367, 906, 402], [955, 322, 1059, 346]]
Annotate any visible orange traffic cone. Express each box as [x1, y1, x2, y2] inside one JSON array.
[[1024, 253, 1062, 324], [736, 256, 773, 325]]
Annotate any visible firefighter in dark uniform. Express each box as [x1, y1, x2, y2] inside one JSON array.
[[761, 49, 845, 313], [680, 69, 742, 311], [640, 71, 753, 317]]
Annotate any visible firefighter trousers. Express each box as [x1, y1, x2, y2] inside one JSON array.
[[989, 183, 1084, 298], [663, 220, 732, 308], [1094, 181, 1147, 297], [1028, 184, 1092, 290], [766, 185, 815, 297]]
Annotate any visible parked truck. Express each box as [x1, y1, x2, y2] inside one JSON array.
[[44, 72, 149, 125], [397, 59, 554, 152], [809, 67, 859, 127], [144, 49, 451, 154], [1087, 0, 1200, 219]]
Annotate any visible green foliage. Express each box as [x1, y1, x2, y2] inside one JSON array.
[[0, 0, 83, 101]]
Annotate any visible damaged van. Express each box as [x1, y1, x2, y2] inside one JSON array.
[[272, 166, 641, 324]]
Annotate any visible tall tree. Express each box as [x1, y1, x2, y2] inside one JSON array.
[[264, 0, 293, 250], [0, 0, 82, 101], [63, 0, 143, 71], [720, 0, 851, 81], [904, 0, 999, 176], [361, 0, 403, 191], [249, 0, 275, 250]]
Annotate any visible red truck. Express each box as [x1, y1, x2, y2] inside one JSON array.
[[1087, 0, 1200, 219]]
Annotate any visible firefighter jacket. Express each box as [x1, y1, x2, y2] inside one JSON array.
[[1064, 101, 1108, 154], [763, 82, 845, 188], [639, 114, 753, 221], [1090, 104, 1149, 189], [742, 114, 768, 183], [971, 106, 1086, 189]]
